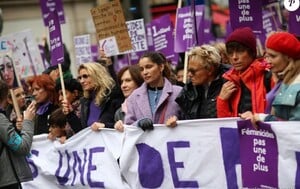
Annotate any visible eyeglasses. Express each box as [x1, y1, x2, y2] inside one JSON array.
[[188, 67, 205, 75], [77, 74, 90, 80]]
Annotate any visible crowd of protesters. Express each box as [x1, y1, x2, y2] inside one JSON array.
[[1, 26, 300, 187]]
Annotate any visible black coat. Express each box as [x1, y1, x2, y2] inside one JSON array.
[[68, 86, 124, 130], [176, 64, 231, 119]]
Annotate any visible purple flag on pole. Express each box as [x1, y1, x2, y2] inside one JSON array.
[[150, 14, 178, 65], [48, 11, 64, 66], [146, 23, 154, 52], [229, 0, 263, 32], [40, 0, 65, 26], [238, 120, 278, 188], [174, 5, 205, 53], [258, 9, 281, 48], [289, 8, 300, 36]]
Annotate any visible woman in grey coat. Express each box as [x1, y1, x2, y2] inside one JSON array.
[[0, 80, 36, 188]]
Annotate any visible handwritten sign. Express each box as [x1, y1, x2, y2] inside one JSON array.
[[90, 0, 132, 53]]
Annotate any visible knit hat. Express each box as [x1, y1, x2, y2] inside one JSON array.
[[226, 27, 257, 55], [266, 32, 300, 59]]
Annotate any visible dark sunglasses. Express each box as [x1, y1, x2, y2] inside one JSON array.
[[77, 74, 90, 80]]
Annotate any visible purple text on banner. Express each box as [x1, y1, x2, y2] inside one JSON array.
[[238, 120, 278, 188], [229, 0, 263, 32], [150, 14, 178, 65], [48, 11, 64, 66], [288, 8, 300, 36], [174, 5, 205, 53], [40, 0, 65, 26]]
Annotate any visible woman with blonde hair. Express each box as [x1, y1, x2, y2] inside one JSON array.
[[175, 44, 231, 119], [75, 62, 123, 130]]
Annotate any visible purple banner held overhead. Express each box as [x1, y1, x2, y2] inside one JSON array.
[[48, 11, 64, 66], [229, 0, 263, 32], [40, 0, 65, 26], [150, 14, 178, 65], [289, 8, 300, 36], [174, 5, 205, 53], [258, 9, 281, 49], [146, 23, 154, 52], [238, 120, 278, 188]]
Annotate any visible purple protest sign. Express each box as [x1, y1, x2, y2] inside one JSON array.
[[202, 19, 215, 44], [150, 14, 178, 65], [174, 5, 205, 53], [48, 11, 64, 66], [91, 45, 99, 62], [289, 8, 300, 36], [258, 9, 281, 48], [146, 23, 154, 52], [40, 0, 65, 26], [238, 120, 278, 188], [229, 0, 263, 32]]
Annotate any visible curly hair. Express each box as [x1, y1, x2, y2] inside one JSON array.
[[78, 63, 115, 106], [30, 74, 58, 105], [188, 45, 221, 72]]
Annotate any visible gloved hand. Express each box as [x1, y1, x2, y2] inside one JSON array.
[[137, 118, 154, 131]]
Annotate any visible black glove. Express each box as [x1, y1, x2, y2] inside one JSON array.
[[137, 118, 154, 131]]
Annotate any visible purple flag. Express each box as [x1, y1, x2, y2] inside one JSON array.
[[238, 120, 278, 188], [150, 14, 178, 65], [91, 45, 99, 62], [48, 11, 64, 66], [146, 23, 154, 52], [40, 0, 65, 26], [289, 8, 300, 36], [258, 9, 282, 48], [229, 0, 263, 32], [174, 5, 205, 53]]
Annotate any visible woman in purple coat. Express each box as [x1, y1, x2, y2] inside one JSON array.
[[124, 51, 182, 130]]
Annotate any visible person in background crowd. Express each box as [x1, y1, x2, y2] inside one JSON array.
[[76, 62, 123, 131], [47, 108, 68, 144], [27, 74, 59, 135], [43, 64, 73, 82], [0, 80, 36, 189], [214, 42, 230, 64], [6, 87, 27, 132], [0, 54, 18, 89], [217, 27, 274, 118], [56, 78, 83, 134], [114, 65, 144, 132], [241, 31, 300, 122], [124, 51, 182, 131], [174, 63, 185, 86], [175, 44, 231, 120]]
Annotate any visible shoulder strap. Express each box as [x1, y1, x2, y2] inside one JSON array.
[[264, 71, 272, 93], [6, 147, 23, 188]]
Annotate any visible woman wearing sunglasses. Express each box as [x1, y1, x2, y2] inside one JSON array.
[[175, 44, 231, 120], [76, 62, 123, 130]]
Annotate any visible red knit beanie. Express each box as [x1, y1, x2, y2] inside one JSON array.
[[266, 32, 300, 59], [226, 27, 257, 55]]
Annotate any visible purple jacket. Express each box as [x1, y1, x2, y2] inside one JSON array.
[[124, 78, 182, 125]]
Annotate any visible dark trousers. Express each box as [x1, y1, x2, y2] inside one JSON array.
[[0, 183, 20, 189]]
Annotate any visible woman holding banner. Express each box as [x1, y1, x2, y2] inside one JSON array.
[[114, 65, 144, 132], [175, 44, 230, 119], [124, 51, 182, 130], [241, 32, 300, 121], [76, 62, 123, 130], [216, 27, 274, 118]]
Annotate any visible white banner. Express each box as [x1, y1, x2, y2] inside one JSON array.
[[22, 119, 300, 188], [23, 128, 130, 189]]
